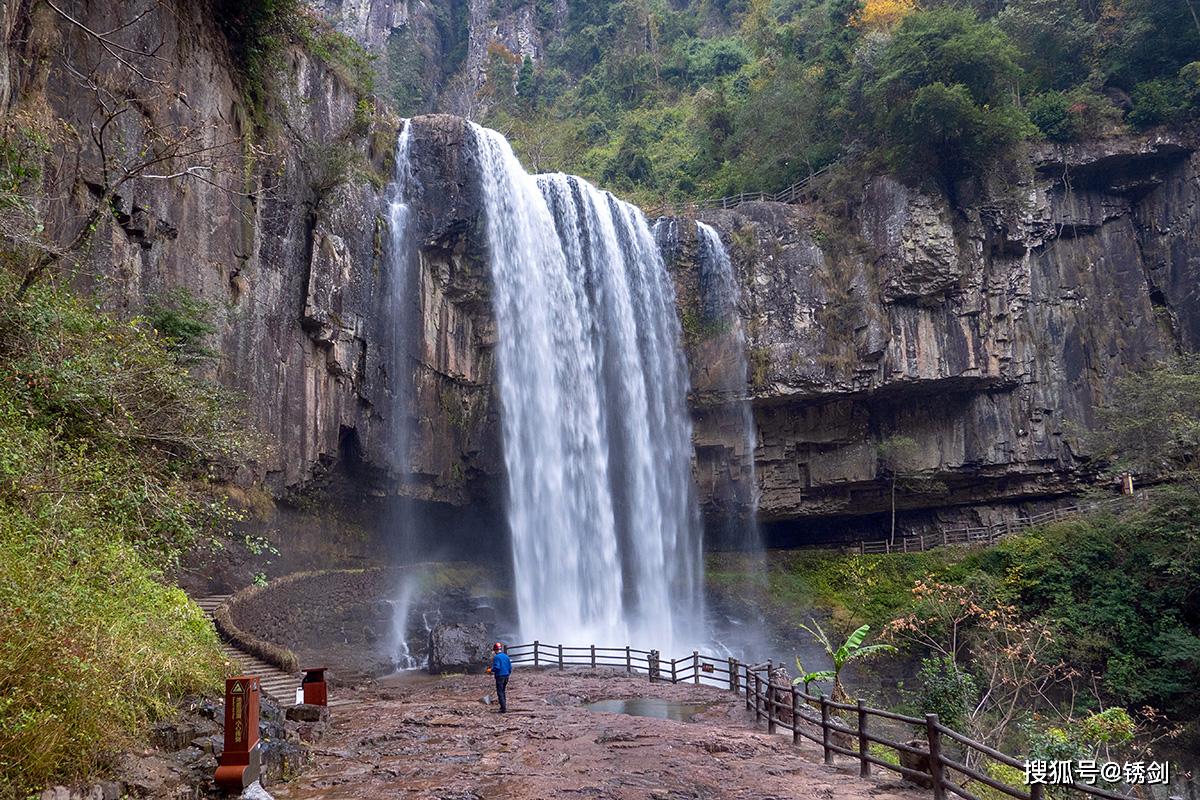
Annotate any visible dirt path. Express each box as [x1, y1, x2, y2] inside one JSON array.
[[274, 668, 930, 800]]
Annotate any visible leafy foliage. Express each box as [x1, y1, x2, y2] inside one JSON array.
[[147, 288, 218, 363], [977, 488, 1200, 713], [910, 655, 979, 731], [795, 619, 896, 701], [0, 271, 254, 794], [216, 0, 376, 130], [1089, 355, 1200, 477], [451, 0, 1200, 204]]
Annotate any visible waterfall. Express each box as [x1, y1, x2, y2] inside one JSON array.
[[471, 123, 704, 651], [383, 122, 424, 669], [695, 222, 761, 553]]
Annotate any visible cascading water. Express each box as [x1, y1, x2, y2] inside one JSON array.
[[695, 222, 762, 554], [383, 122, 424, 669], [471, 123, 704, 651]]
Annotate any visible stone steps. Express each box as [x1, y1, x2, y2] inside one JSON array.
[[196, 594, 301, 706]]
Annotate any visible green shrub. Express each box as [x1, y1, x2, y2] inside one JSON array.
[[1028, 88, 1120, 142], [0, 271, 250, 794], [980, 488, 1200, 713], [910, 655, 977, 731], [215, 0, 305, 129], [146, 288, 218, 362], [1129, 76, 1193, 129], [1028, 91, 1077, 141], [865, 8, 1034, 184], [0, 517, 224, 795]]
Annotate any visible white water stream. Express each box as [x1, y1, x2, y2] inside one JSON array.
[[471, 124, 704, 652], [695, 221, 762, 553], [383, 123, 425, 669]]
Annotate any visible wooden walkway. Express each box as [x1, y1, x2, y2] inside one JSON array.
[[858, 492, 1149, 555], [644, 161, 839, 217], [503, 643, 1135, 800], [195, 594, 301, 706]]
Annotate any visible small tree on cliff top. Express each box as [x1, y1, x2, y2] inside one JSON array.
[[876, 435, 945, 545]]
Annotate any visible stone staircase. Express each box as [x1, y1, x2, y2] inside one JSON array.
[[195, 594, 301, 706]]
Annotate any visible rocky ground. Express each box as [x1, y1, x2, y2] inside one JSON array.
[[273, 668, 930, 800]]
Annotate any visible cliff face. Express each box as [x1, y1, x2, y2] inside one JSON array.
[[11, 1, 1200, 539], [672, 130, 1198, 534], [5, 3, 496, 511], [311, 0, 557, 116]]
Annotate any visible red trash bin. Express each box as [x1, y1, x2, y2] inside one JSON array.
[[302, 667, 328, 706]]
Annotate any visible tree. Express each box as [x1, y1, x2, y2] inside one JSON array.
[[1097, 0, 1200, 91], [864, 7, 1033, 186], [10, 1, 255, 300], [793, 620, 896, 702], [516, 55, 538, 109], [854, 0, 917, 32], [876, 435, 946, 545], [884, 579, 1077, 753], [996, 0, 1094, 91]]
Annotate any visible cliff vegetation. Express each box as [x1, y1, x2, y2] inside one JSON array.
[[712, 485, 1200, 738], [0, 269, 258, 796], [470, 0, 1200, 203]]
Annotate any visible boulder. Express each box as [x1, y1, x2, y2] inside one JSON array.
[[427, 623, 490, 674], [285, 704, 329, 723], [899, 738, 933, 788]]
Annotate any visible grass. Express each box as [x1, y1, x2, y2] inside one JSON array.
[[707, 546, 975, 633], [0, 270, 248, 796], [0, 520, 224, 794]]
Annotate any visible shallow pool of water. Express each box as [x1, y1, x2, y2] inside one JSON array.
[[585, 698, 711, 722]]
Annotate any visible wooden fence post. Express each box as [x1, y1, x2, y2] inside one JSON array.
[[590, 644, 596, 668], [926, 713, 946, 800], [858, 699, 870, 777], [533, 640, 539, 668], [767, 678, 777, 734], [693, 651, 700, 685], [729, 657, 738, 692], [791, 686, 800, 745], [671, 658, 677, 684], [744, 666, 752, 710], [626, 646, 631, 673], [859, 541, 865, 555], [753, 673, 762, 720], [820, 697, 833, 765], [558, 643, 563, 670]]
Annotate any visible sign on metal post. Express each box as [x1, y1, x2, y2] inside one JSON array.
[[214, 676, 261, 793]]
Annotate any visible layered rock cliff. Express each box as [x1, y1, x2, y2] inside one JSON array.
[[670, 130, 1198, 537], [10, 1, 1200, 542], [4, 3, 496, 517]]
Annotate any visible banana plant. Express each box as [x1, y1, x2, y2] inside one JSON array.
[[792, 659, 835, 695], [792, 619, 897, 702]]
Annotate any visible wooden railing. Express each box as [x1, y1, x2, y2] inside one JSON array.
[[643, 161, 839, 218], [858, 493, 1149, 555], [506, 641, 1136, 800]]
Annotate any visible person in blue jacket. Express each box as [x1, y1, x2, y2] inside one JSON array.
[[488, 642, 512, 713]]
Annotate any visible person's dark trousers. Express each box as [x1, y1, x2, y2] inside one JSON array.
[[494, 675, 509, 712]]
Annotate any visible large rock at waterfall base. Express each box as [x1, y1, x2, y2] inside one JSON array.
[[427, 623, 491, 674]]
